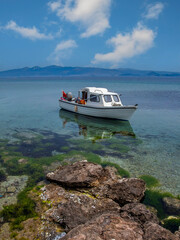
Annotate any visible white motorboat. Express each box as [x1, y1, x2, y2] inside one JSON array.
[[59, 87, 138, 121]]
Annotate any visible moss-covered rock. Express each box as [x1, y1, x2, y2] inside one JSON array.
[[162, 216, 180, 233], [142, 189, 175, 219], [162, 197, 180, 216]]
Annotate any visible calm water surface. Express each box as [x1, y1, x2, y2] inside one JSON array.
[[0, 77, 180, 195]]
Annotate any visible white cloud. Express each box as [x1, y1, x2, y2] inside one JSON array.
[[144, 2, 164, 19], [48, 0, 111, 38], [93, 24, 155, 66], [55, 39, 77, 51], [5, 20, 53, 40], [48, 1, 61, 11], [48, 39, 77, 63]]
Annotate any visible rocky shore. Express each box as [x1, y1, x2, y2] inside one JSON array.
[[0, 160, 179, 240]]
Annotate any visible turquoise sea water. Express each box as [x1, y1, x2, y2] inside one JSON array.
[[0, 77, 180, 195]]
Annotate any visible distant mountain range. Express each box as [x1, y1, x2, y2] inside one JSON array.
[[0, 65, 180, 77]]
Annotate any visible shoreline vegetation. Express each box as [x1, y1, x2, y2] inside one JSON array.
[[0, 130, 180, 239]]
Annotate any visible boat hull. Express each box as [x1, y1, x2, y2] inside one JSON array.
[[59, 100, 137, 121]]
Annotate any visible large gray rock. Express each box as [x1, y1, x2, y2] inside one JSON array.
[[163, 197, 180, 216], [61, 213, 144, 240], [46, 161, 146, 205], [90, 177, 146, 205], [43, 185, 120, 230], [144, 222, 179, 240], [46, 161, 108, 188], [120, 203, 159, 226]]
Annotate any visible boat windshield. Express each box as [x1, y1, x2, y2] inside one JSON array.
[[90, 94, 100, 102], [112, 95, 119, 102], [104, 95, 112, 102]]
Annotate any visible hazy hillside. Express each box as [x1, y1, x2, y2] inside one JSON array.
[[0, 65, 180, 77]]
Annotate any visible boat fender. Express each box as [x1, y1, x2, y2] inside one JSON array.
[[67, 92, 73, 101], [75, 106, 78, 112]]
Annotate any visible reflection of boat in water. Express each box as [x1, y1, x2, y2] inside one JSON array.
[[59, 109, 135, 141]]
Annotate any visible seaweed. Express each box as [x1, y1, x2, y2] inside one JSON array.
[[162, 217, 180, 233], [0, 188, 37, 230], [0, 169, 6, 182], [139, 175, 160, 188], [109, 143, 130, 153], [101, 161, 130, 178], [142, 189, 174, 219]]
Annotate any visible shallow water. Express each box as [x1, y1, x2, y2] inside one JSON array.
[[0, 77, 180, 195]]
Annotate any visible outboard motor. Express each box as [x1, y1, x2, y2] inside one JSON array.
[[67, 92, 73, 101]]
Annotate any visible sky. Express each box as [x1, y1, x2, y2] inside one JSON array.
[[0, 0, 180, 71]]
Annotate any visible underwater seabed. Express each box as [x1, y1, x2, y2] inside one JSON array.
[[0, 109, 179, 196], [59, 109, 180, 196], [0, 127, 179, 234], [0, 125, 179, 230]]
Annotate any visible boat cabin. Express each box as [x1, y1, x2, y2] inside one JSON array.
[[78, 87, 122, 107]]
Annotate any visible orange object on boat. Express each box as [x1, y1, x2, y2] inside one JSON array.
[[80, 99, 86, 104]]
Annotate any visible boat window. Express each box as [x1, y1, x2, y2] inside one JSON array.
[[104, 95, 112, 102], [112, 95, 119, 102], [90, 94, 100, 102], [82, 91, 88, 100]]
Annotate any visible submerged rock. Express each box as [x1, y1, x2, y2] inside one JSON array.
[[43, 161, 62, 175], [0, 175, 28, 210], [18, 158, 28, 164], [162, 197, 180, 215], [14, 130, 42, 140], [6, 185, 16, 193]]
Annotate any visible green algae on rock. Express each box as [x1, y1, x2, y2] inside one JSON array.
[[142, 189, 176, 219], [0, 188, 37, 230], [139, 175, 160, 188], [101, 161, 130, 178], [162, 216, 180, 233]]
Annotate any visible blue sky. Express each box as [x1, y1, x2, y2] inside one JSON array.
[[0, 0, 180, 71]]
